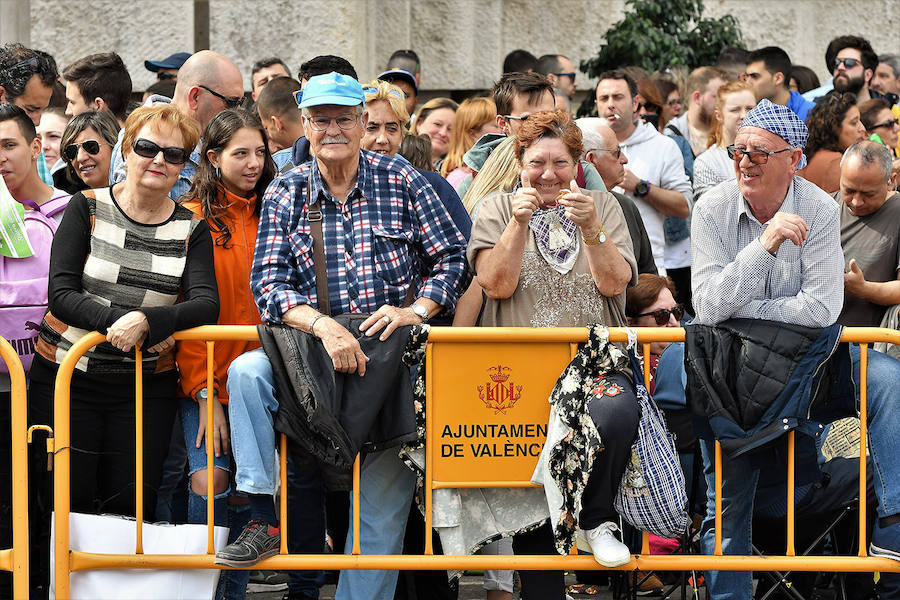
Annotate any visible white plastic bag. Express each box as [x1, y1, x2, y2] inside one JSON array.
[[51, 512, 229, 600]]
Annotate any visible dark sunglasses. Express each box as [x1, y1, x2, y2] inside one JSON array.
[[635, 304, 685, 326], [726, 144, 792, 165], [870, 117, 900, 130], [832, 57, 861, 71], [132, 138, 189, 165], [199, 84, 243, 109], [553, 72, 576, 80], [63, 140, 102, 161]]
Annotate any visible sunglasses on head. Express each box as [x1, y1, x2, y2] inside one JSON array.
[[132, 138, 189, 165], [635, 304, 685, 325], [832, 57, 861, 71], [362, 86, 406, 100], [63, 140, 103, 161], [198, 84, 243, 109]]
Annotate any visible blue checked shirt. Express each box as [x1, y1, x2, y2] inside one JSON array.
[[691, 177, 844, 328], [252, 150, 469, 322]]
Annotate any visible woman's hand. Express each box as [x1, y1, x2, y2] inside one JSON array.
[[512, 172, 541, 224], [106, 311, 149, 352], [560, 180, 602, 231], [196, 394, 229, 457], [147, 335, 175, 354]]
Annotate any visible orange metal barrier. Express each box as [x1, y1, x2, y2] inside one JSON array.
[[50, 326, 900, 598], [0, 337, 32, 597]]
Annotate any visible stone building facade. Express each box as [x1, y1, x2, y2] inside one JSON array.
[[2, 0, 898, 98]]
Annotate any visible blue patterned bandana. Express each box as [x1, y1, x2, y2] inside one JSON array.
[[739, 98, 809, 169]]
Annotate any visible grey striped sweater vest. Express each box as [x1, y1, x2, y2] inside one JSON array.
[[37, 187, 200, 374]]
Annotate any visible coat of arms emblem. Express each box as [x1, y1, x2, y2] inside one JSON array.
[[477, 365, 523, 414]]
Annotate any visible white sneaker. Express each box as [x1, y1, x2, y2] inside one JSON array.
[[577, 521, 631, 567]]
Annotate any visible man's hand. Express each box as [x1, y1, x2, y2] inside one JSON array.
[[360, 304, 424, 341], [759, 212, 809, 255], [844, 259, 868, 298], [620, 168, 640, 194], [315, 317, 370, 376]]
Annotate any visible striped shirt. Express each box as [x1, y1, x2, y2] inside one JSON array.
[[37, 186, 217, 374], [690, 177, 844, 327], [252, 150, 468, 322]]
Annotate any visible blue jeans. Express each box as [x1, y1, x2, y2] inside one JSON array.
[[700, 346, 900, 600], [335, 448, 417, 600], [180, 398, 231, 526], [227, 348, 325, 597]]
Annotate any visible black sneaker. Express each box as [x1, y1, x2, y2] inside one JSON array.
[[247, 569, 290, 592], [215, 519, 280, 567]]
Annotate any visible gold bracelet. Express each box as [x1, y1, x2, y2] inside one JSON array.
[[582, 227, 608, 245]]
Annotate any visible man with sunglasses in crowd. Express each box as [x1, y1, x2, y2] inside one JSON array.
[[690, 99, 900, 599], [109, 50, 243, 200], [535, 54, 578, 100], [830, 36, 881, 105]]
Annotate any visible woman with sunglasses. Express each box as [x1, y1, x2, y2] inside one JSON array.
[[798, 91, 867, 193], [55, 110, 119, 194], [28, 105, 218, 528], [859, 98, 899, 157], [693, 80, 757, 201]]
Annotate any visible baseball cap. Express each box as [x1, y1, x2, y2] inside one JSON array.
[[298, 72, 365, 109], [377, 69, 418, 94], [145, 52, 192, 72]]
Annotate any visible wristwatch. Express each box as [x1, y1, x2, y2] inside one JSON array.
[[634, 180, 651, 197], [410, 303, 429, 323], [582, 227, 608, 246], [196, 388, 209, 401]]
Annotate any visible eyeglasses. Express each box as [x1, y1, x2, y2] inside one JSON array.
[[587, 146, 622, 159], [726, 144, 793, 165], [361, 86, 406, 100], [198, 85, 243, 109], [832, 57, 861, 71], [666, 98, 683, 107], [63, 140, 103, 161], [503, 114, 531, 123], [305, 115, 361, 132], [635, 304, 685, 326], [870, 117, 900, 130], [132, 138, 189, 165], [553, 72, 576, 80]]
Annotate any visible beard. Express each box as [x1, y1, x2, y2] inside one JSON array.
[[834, 72, 865, 95], [697, 103, 716, 127]]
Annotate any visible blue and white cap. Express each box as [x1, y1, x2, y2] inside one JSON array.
[[298, 72, 364, 109], [738, 99, 808, 169]]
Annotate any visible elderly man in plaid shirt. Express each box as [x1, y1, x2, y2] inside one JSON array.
[[216, 72, 468, 600]]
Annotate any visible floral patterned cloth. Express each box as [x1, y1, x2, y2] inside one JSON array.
[[531, 324, 631, 553]]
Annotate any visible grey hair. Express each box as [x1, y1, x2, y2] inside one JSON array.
[[301, 103, 364, 119], [879, 54, 900, 78], [575, 117, 611, 157], [841, 140, 893, 181]]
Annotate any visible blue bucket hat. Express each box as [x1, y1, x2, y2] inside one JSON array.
[[738, 99, 809, 169], [298, 72, 365, 109]]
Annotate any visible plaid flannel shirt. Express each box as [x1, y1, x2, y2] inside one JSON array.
[[252, 150, 468, 322]]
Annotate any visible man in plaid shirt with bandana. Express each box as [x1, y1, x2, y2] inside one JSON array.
[[216, 72, 467, 599]]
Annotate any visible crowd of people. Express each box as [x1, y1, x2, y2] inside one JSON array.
[[0, 32, 899, 600]]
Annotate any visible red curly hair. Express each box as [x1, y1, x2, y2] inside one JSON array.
[[513, 109, 583, 163]]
